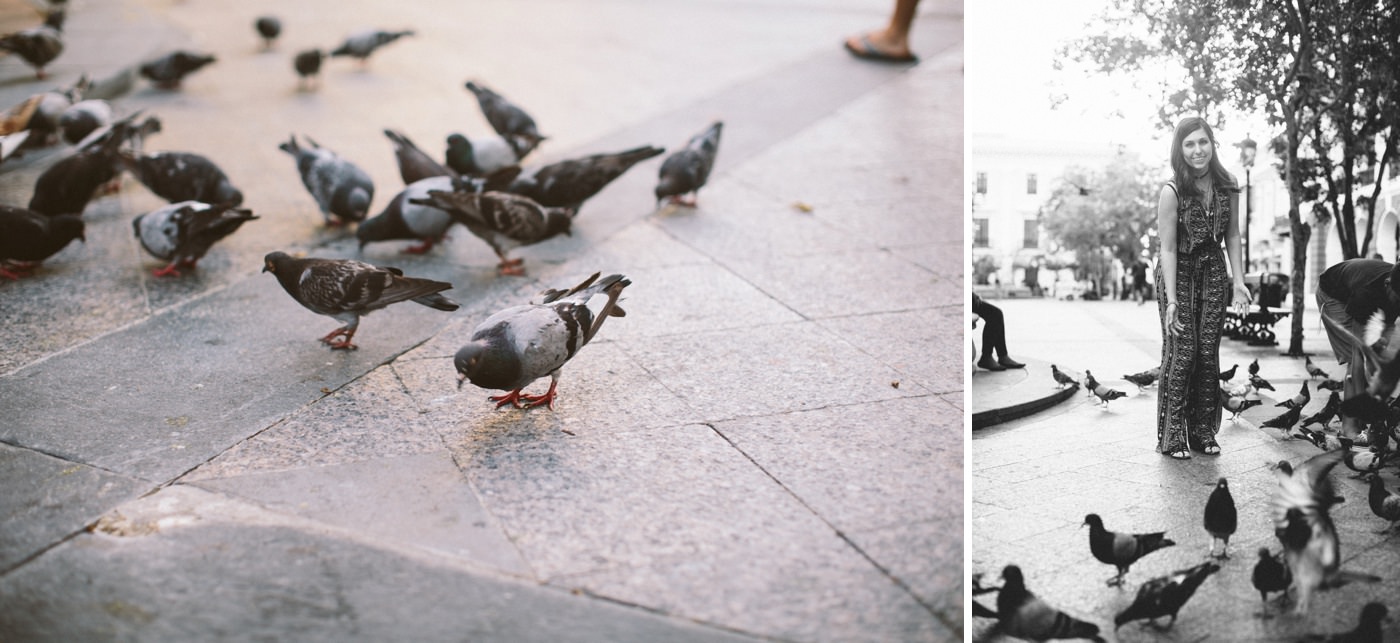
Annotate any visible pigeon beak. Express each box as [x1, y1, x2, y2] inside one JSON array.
[[456, 371, 466, 389]]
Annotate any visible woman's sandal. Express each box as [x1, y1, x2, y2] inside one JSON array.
[[1167, 449, 1191, 460], [1201, 443, 1221, 455]]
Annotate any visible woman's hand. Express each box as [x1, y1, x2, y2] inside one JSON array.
[[1232, 283, 1252, 316], [1165, 302, 1183, 337]]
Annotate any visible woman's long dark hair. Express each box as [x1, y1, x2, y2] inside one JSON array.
[[1169, 116, 1239, 198]]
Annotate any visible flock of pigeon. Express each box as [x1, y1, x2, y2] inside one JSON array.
[[0, 7, 724, 410], [988, 355, 1400, 640]]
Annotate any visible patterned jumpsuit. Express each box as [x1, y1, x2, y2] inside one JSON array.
[[1156, 182, 1231, 454]]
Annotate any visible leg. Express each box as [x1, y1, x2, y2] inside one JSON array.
[[489, 389, 528, 408], [319, 325, 359, 350], [520, 375, 561, 410], [402, 238, 436, 254], [844, 0, 921, 61], [1187, 254, 1227, 454], [151, 262, 181, 278], [1319, 290, 1367, 439], [971, 297, 1004, 367], [1157, 267, 1194, 458]]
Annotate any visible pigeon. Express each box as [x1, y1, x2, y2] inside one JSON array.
[[454, 272, 629, 409], [57, 99, 111, 146], [384, 129, 455, 185], [1301, 391, 1342, 429], [121, 151, 243, 206], [1277, 380, 1311, 409], [1112, 562, 1220, 631], [1305, 355, 1331, 380], [655, 121, 722, 207], [1050, 364, 1079, 389], [1250, 373, 1276, 392], [279, 134, 374, 226], [504, 145, 666, 211], [139, 50, 216, 89], [133, 201, 257, 277], [1250, 358, 1261, 376], [357, 175, 457, 254], [464, 80, 545, 158], [0, 10, 63, 80], [10, 77, 84, 148], [1365, 473, 1400, 530], [331, 29, 414, 64], [1219, 363, 1238, 381], [27, 119, 130, 215], [254, 16, 281, 49], [1251, 547, 1291, 604], [443, 132, 520, 176], [1306, 602, 1388, 643], [0, 206, 82, 279], [994, 565, 1104, 642], [1122, 366, 1159, 390], [1203, 477, 1237, 559], [1294, 424, 1330, 451], [408, 189, 573, 276], [1338, 437, 1385, 477], [1084, 370, 1127, 407], [1318, 378, 1345, 392], [1083, 513, 1175, 586], [1261, 405, 1303, 435], [1273, 450, 1379, 614], [262, 251, 458, 350], [293, 49, 324, 90], [1223, 395, 1262, 421]]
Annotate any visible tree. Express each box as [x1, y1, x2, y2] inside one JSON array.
[[1041, 152, 1160, 292]]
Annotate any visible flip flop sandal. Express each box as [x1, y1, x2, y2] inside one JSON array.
[[1166, 449, 1191, 460], [844, 35, 918, 64]]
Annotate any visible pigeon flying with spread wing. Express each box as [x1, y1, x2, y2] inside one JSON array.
[[384, 129, 455, 185], [121, 151, 244, 206], [279, 134, 375, 226], [262, 252, 458, 350], [454, 272, 629, 410], [1274, 450, 1380, 614], [1251, 547, 1291, 605], [505, 145, 665, 211], [1083, 513, 1176, 586], [1051, 364, 1079, 389], [994, 565, 1105, 642], [656, 121, 722, 207], [0, 206, 82, 279], [408, 188, 572, 275], [133, 201, 257, 277], [1203, 477, 1237, 559], [139, 50, 216, 89], [464, 81, 545, 158], [1112, 562, 1220, 631], [0, 10, 63, 80]]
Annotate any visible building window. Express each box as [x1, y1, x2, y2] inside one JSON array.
[[974, 218, 990, 247], [1022, 219, 1039, 249], [1026, 173, 1038, 195], [976, 172, 988, 194]]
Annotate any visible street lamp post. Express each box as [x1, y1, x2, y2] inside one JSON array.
[[1237, 136, 1257, 271]]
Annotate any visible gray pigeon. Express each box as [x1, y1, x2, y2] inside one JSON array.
[[262, 251, 458, 350], [359, 170, 519, 254], [454, 272, 629, 409], [408, 189, 572, 275], [0, 10, 63, 80], [121, 151, 244, 206], [444, 132, 519, 177], [656, 121, 722, 206], [58, 99, 112, 146], [293, 49, 324, 90], [330, 28, 413, 64], [464, 81, 545, 158], [506, 145, 665, 211], [0, 206, 82, 279], [254, 16, 281, 49], [279, 134, 374, 226], [133, 201, 257, 277], [384, 128, 456, 185], [139, 50, 216, 89]]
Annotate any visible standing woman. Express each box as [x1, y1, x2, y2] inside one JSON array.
[[1156, 116, 1252, 460]]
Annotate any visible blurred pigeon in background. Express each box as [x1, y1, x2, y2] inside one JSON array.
[[279, 134, 374, 226], [656, 121, 722, 206]]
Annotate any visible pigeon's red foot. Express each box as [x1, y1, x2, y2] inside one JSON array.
[[0, 266, 30, 280], [667, 195, 698, 207], [520, 381, 559, 410], [319, 327, 358, 350], [402, 240, 435, 254], [98, 179, 122, 196], [151, 263, 182, 278], [489, 389, 527, 409], [324, 218, 346, 228], [497, 261, 527, 277]]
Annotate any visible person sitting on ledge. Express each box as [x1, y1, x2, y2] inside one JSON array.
[[972, 293, 1024, 371]]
